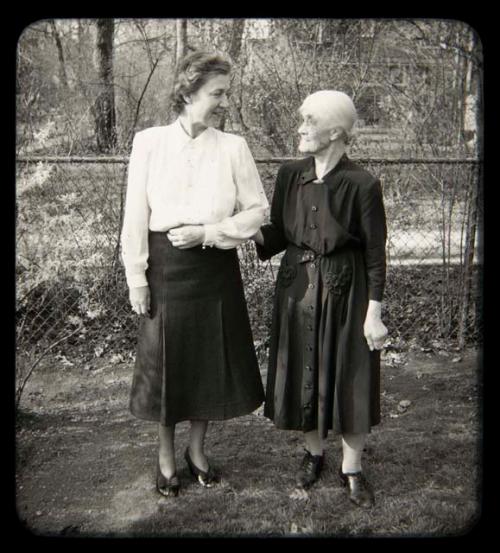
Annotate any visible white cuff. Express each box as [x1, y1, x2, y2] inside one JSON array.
[[202, 224, 218, 247], [127, 273, 148, 288]]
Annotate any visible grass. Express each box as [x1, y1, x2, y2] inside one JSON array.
[[15, 347, 482, 538]]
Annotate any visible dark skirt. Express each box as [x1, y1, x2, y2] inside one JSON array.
[[129, 231, 264, 425], [264, 243, 380, 438]]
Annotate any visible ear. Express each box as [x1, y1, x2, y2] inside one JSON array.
[[329, 128, 342, 141], [182, 94, 191, 105]]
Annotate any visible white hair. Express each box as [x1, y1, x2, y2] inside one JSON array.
[[299, 90, 358, 143]]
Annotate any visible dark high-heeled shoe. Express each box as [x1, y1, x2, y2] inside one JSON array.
[[156, 459, 180, 497], [184, 447, 219, 487]]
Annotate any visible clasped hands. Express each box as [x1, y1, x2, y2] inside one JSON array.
[[167, 225, 205, 249]]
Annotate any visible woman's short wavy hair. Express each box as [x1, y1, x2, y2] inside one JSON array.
[[171, 50, 232, 115]]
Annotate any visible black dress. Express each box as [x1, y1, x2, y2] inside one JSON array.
[[256, 154, 387, 438], [129, 232, 265, 426]]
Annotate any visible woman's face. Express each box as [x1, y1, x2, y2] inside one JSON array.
[[186, 73, 231, 128], [297, 108, 336, 155]]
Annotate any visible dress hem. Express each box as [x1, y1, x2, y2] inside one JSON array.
[[264, 415, 380, 436]]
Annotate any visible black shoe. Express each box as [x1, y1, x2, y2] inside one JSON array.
[[338, 468, 374, 508], [184, 447, 219, 488], [296, 449, 324, 489], [156, 460, 180, 498]]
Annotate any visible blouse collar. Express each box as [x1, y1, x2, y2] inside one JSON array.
[[171, 118, 213, 150], [299, 153, 348, 185], [298, 157, 317, 185]]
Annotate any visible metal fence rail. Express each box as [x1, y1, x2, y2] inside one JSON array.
[[16, 156, 482, 367]]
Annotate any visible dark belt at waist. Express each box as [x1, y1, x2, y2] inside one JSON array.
[[287, 242, 361, 264]]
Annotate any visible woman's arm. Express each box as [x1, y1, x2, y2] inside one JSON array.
[[358, 178, 387, 302], [358, 178, 388, 349], [202, 137, 269, 249], [253, 164, 289, 260], [120, 131, 151, 289]]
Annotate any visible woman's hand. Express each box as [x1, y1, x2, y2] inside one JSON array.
[[129, 285, 151, 317], [167, 225, 205, 249], [252, 229, 264, 245], [363, 300, 388, 351]]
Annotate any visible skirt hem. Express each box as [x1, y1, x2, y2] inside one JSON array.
[[130, 399, 264, 425]]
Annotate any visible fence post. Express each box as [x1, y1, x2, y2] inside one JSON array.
[[458, 164, 480, 349]]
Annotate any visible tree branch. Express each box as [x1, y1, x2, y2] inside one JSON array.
[[16, 325, 84, 409]]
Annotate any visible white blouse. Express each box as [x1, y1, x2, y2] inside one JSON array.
[[121, 119, 269, 288]]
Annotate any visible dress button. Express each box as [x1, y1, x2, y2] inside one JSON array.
[[310, 223, 317, 229], [310, 263, 316, 269], [306, 345, 313, 351], [306, 365, 312, 371], [307, 325, 313, 331], [312, 206, 318, 212], [308, 283, 314, 289]]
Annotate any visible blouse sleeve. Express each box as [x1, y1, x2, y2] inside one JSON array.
[[255, 164, 289, 260], [120, 131, 151, 289], [202, 137, 269, 249], [358, 178, 387, 302]]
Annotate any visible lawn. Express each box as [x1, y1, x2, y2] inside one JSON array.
[[15, 346, 481, 538]]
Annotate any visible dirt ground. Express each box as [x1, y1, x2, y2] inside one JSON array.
[[14, 346, 482, 538]]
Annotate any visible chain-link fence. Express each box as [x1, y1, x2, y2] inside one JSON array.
[[16, 156, 482, 378]]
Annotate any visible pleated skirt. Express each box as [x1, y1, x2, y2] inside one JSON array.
[[129, 231, 265, 425], [264, 243, 381, 438]]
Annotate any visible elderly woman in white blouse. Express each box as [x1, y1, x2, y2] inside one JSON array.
[[121, 51, 269, 498]]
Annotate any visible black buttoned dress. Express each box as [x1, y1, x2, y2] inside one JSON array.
[[256, 155, 387, 438]]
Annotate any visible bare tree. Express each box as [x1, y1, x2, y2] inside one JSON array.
[[49, 20, 69, 89], [93, 18, 117, 152], [220, 18, 246, 132], [175, 19, 187, 65]]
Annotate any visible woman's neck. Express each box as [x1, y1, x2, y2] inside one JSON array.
[[178, 112, 207, 139], [313, 143, 346, 180]]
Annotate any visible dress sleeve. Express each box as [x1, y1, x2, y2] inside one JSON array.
[[255, 164, 289, 261], [358, 178, 387, 301], [203, 137, 269, 249], [120, 131, 151, 289]]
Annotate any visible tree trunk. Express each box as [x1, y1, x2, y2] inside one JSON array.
[[94, 19, 117, 153], [175, 19, 187, 65], [50, 20, 69, 89], [220, 19, 246, 132], [458, 31, 482, 349], [228, 18, 245, 63]]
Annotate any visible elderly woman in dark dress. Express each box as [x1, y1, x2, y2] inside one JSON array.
[[121, 51, 268, 497], [253, 90, 388, 508]]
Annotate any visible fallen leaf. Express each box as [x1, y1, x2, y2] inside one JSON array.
[[289, 488, 309, 501], [94, 346, 104, 358]]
